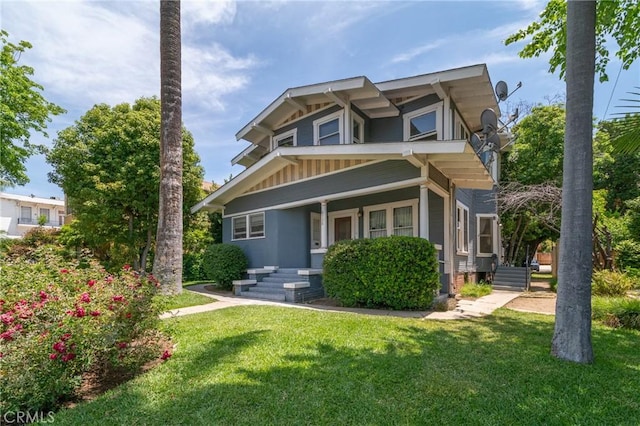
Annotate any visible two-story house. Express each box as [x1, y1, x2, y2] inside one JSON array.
[[192, 64, 507, 300], [0, 192, 66, 238]]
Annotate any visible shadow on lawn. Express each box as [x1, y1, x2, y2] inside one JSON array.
[[57, 309, 640, 425]]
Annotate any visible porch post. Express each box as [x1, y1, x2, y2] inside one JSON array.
[[320, 201, 328, 249], [419, 184, 429, 239]]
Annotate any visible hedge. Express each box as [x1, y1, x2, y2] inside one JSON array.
[[202, 243, 248, 290], [323, 236, 440, 310]]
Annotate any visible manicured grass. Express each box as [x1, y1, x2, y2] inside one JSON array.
[[460, 282, 492, 298], [531, 272, 553, 280], [154, 290, 215, 311], [182, 280, 216, 287], [54, 307, 640, 425]]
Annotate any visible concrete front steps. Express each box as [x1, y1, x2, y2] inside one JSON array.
[[233, 267, 325, 303], [492, 266, 529, 291]]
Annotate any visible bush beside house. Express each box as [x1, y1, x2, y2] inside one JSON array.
[[202, 244, 248, 290], [323, 236, 439, 310]]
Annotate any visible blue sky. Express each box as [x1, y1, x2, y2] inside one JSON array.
[[3, 0, 638, 199]]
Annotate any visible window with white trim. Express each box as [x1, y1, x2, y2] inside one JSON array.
[[232, 212, 265, 240], [364, 200, 418, 238], [272, 129, 297, 150], [403, 103, 442, 141], [39, 208, 50, 224], [20, 206, 32, 223], [310, 212, 321, 249], [313, 111, 343, 145], [477, 215, 497, 256], [456, 202, 469, 254], [352, 113, 364, 144], [454, 112, 470, 141]]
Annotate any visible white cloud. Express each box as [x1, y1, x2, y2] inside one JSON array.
[[182, 0, 236, 27], [391, 40, 445, 64]]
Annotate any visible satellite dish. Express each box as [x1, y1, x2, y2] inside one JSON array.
[[486, 133, 500, 150], [495, 81, 508, 102], [480, 108, 498, 134]]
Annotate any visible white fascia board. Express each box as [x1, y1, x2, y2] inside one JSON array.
[[375, 64, 486, 92]]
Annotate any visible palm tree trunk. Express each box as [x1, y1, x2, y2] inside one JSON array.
[[551, 0, 595, 363], [154, 0, 183, 294]]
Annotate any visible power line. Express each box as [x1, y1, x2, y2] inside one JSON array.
[[603, 63, 623, 120]]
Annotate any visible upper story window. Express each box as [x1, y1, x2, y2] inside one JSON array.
[[352, 113, 364, 144], [40, 208, 50, 224], [403, 102, 442, 141], [454, 111, 470, 141], [272, 129, 297, 150], [313, 111, 343, 145]]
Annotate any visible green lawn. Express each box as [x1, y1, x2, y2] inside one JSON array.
[[54, 307, 640, 425], [155, 290, 215, 311]]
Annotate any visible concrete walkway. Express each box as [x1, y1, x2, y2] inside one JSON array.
[[161, 284, 521, 320]]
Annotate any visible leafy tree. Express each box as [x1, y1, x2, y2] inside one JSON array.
[[0, 30, 64, 188], [505, 0, 640, 83], [47, 97, 203, 272], [499, 105, 566, 264], [154, 0, 183, 294]]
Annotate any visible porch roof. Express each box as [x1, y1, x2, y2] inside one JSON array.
[[191, 141, 495, 213]]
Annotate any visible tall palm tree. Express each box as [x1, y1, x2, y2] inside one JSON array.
[[611, 88, 640, 154], [154, 0, 183, 294], [551, 0, 595, 363]]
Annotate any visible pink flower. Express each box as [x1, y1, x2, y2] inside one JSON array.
[[125, 312, 132, 319], [49, 353, 58, 360], [0, 313, 14, 325], [160, 350, 172, 360], [123, 264, 131, 271], [53, 341, 66, 353], [117, 342, 128, 349], [87, 279, 96, 287], [0, 330, 14, 341], [105, 276, 114, 284], [75, 307, 86, 317], [90, 310, 101, 317], [61, 353, 75, 362], [80, 292, 91, 303], [112, 295, 125, 302], [61, 333, 72, 341], [60, 269, 69, 274], [39, 290, 48, 301]]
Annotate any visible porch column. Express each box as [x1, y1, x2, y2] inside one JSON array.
[[320, 201, 328, 249], [419, 184, 429, 239]]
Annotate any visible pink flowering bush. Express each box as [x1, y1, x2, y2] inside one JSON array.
[[0, 247, 165, 413]]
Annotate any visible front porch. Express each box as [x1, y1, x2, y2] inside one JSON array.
[[233, 267, 324, 303]]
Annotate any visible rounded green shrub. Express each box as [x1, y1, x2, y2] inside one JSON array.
[[202, 243, 248, 289], [591, 270, 633, 297], [323, 236, 439, 310]]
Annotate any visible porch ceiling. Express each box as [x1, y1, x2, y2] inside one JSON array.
[[191, 141, 495, 213]]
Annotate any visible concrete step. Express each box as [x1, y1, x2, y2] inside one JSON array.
[[277, 268, 300, 275], [252, 281, 286, 289], [262, 277, 303, 283], [241, 288, 286, 302], [493, 285, 525, 291], [267, 273, 302, 280]]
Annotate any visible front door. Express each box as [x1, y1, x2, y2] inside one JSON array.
[[334, 216, 352, 242]]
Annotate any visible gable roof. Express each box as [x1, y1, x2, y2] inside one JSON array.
[[236, 64, 500, 146]]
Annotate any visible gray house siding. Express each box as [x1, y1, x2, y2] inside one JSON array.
[[427, 190, 449, 293], [368, 94, 442, 143], [274, 105, 342, 147], [225, 207, 312, 268], [225, 160, 421, 215]]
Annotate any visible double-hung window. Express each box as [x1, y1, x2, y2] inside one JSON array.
[[40, 208, 50, 224], [364, 200, 418, 238], [403, 103, 442, 141], [232, 212, 265, 240], [456, 202, 469, 254], [20, 206, 32, 224], [272, 129, 297, 150], [477, 215, 497, 256], [313, 111, 342, 145]]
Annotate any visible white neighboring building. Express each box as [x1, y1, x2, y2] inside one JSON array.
[[0, 192, 66, 238]]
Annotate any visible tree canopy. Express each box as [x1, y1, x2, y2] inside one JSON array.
[[0, 30, 65, 188], [505, 0, 640, 82], [47, 97, 203, 272]]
